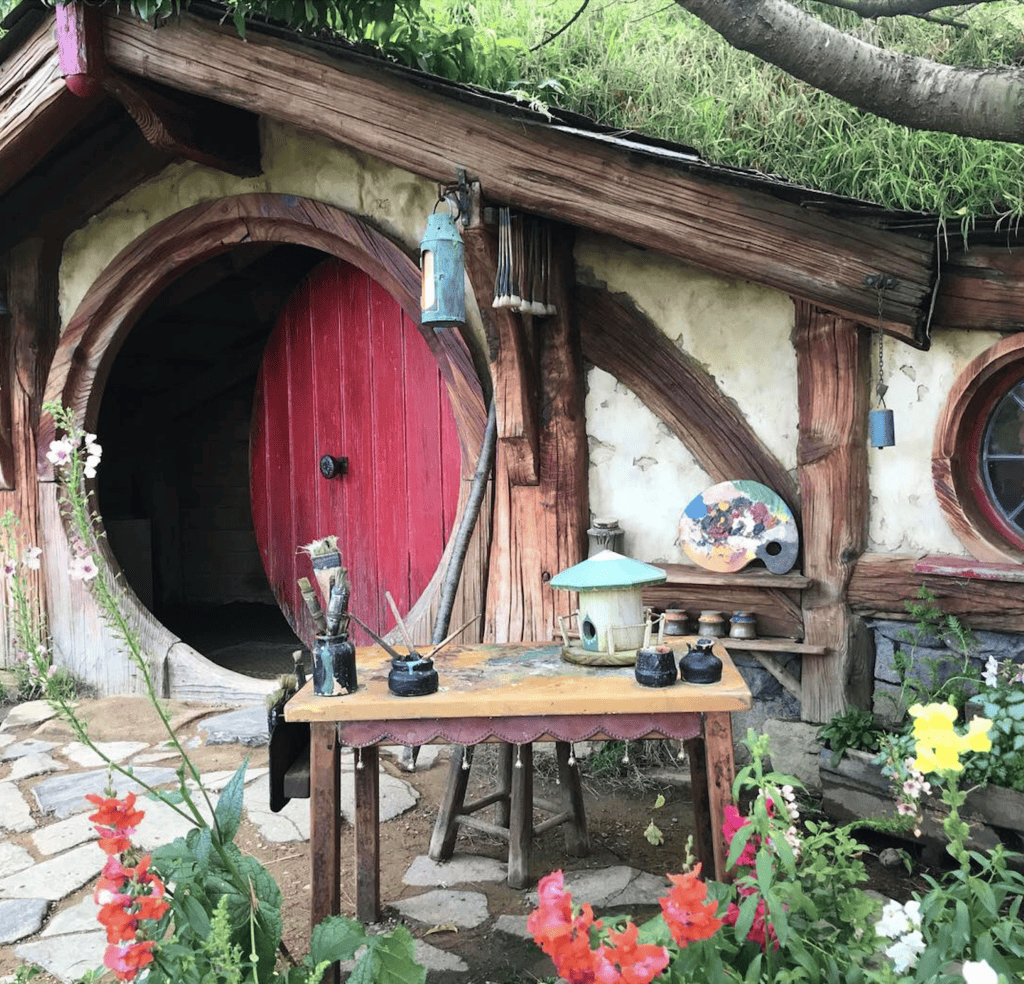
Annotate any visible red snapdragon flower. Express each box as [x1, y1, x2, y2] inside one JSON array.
[[86, 791, 144, 855], [723, 885, 779, 952], [528, 871, 669, 984], [104, 940, 156, 981], [659, 864, 723, 946]]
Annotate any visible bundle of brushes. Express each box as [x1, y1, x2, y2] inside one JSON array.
[[297, 534, 350, 639], [492, 208, 557, 316]]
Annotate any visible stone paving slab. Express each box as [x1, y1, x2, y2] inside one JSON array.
[[0, 843, 35, 878], [0, 843, 103, 901], [0, 733, 15, 750], [15, 929, 107, 983], [62, 740, 150, 767], [31, 765, 179, 819], [0, 701, 58, 731], [403, 854, 507, 886], [526, 866, 666, 910], [0, 738, 56, 761], [31, 811, 96, 856], [0, 898, 49, 945], [340, 765, 418, 824], [198, 705, 269, 746], [8, 751, 66, 781], [393, 889, 490, 929], [132, 794, 213, 850], [39, 897, 99, 937], [244, 795, 309, 843], [0, 781, 36, 832], [494, 914, 531, 940]]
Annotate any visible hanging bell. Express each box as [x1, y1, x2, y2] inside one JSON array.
[[419, 211, 465, 328], [869, 408, 895, 449]]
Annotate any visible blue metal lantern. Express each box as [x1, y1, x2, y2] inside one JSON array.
[[420, 211, 465, 328], [869, 408, 895, 448]]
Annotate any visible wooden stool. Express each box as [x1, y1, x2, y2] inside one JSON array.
[[428, 741, 589, 888]]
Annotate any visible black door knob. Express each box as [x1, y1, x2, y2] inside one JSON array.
[[319, 454, 348, 479]]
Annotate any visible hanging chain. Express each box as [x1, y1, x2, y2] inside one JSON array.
[[874, 285, 888, 409]]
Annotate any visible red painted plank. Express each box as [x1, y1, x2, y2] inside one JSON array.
[[914, 554, 1024, 583]]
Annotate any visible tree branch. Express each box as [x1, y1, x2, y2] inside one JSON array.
[[673, 0, 1024, 144], [811, 0, 997, 16], [531, 0, 589, 51]]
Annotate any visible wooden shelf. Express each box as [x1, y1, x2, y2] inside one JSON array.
[[658, 563, 812, 590], [720, 637, 826, 657]]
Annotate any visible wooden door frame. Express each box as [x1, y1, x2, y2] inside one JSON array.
[[39, 193, 488, 700]]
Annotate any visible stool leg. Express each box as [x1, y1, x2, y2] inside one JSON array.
[[429, 745, 474, 861], [555, 741, 589, 857], [684, 736, 715, 877], [354, 746, 380, 923], [508, 743, 533, 888], [495, 742, 514, 829]]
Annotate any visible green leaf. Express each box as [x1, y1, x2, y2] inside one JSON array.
[[186, 826, 212, 868], [214, 758, 248, 844], [308, 915, 367, 965], [179, 892, 212, 937], [349, 925, 425, 984], [653, 793, 666, 809], [643, 820, 664, 845]]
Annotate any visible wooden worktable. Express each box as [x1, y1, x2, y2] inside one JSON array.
[[286, 640, 752, 927]]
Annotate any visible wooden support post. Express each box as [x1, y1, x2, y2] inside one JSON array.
[[354, 746, 380, 923], [795, 302, 872, 722], [309, 723, 339, 982], [683, 736, 714, 876], [703, 711, 737, 881], [507, 742, 533, 888]]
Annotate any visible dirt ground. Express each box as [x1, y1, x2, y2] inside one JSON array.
[[0, 697, 929, 984]]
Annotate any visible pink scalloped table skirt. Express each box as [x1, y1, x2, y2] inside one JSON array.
[[334, 712, 702, 747]]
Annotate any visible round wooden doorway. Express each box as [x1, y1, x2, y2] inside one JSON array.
[[251, 257, 463, 646]]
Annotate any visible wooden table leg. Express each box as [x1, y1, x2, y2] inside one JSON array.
[[683, 736, 714, 877], [310, 723, 340, 984], [508, 742, 533, 888], [555, 741, 589, 856], [354, 745, 380, 923], [429, 745, 474, 860], [703, 711, 737, 880]]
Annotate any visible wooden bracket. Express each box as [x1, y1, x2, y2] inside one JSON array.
[[102, 71, 262, 178], [462, 183, 540, 486], [56, 1, 105, 99]]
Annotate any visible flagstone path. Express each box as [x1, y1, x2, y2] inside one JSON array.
[[0, 700, 665, 982]]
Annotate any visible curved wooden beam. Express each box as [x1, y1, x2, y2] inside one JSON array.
[[41, 192, 488, 697], [576, 285, 801, 519]]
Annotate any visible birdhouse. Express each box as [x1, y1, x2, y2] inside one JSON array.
[[550, 550, 667, 665]]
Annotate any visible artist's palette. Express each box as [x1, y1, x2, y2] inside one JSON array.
[[679, 480, 798, 574]]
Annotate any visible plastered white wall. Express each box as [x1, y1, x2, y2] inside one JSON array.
[[868, 329, 1004, 555], [577, 233, 797, 564]]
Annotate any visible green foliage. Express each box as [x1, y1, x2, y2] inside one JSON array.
[[964, 673, 1024, 792], [817, 706, 885, 766]]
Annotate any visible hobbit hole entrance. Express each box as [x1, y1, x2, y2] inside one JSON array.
[[97, 243, 324, 677]]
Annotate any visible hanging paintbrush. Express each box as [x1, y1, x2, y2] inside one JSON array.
[[529, 219, 546, 315], [544, 222, 557, 315], [509, 211, 523, 311], [493, 207, 511, 308]]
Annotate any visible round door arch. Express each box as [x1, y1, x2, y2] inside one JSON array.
[[42, 194, 487, 700], [252, 257, 462, 645]]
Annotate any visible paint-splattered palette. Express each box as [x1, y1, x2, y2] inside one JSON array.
[[679, 480, 798, 574]]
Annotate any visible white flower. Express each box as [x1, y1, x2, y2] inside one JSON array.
[[84, 458, 99, 480], [962, 959, 999, 984], [22, 545, 41, 570], [46, 440, 74, 468], [885, 929, 925, 973], [876, 899, 912, 938], [902, 900, 922, 927], [69, 555, 99, 581], [983, 654, 1000, 689]]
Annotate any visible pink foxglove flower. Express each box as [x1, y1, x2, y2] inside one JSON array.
[[2, 559, 16, 579], [69, 555, 99, 581]]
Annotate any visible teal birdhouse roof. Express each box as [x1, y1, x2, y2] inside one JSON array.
[[549, 550, 667, 590]]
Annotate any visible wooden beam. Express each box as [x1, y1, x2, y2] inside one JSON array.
[[463, 195, 540, 486], [99, 9, 937, 343], [795, 302, 871, 723], [101, 71, 261, 177], [849, 553, 1024, 632], [0, 14, 104, 198], [932, 245, 1024, 333], [485, 223, 589, 642], [577, 285, 801, 518], [55, 0, 104, 98]]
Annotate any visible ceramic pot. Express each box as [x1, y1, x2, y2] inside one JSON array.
[[388, 654, 439, 697], [634, 645, 677, 687], [312, 634, 358, 696], [697, 611, 726, 638], [680, 638, 723, 684], [662, 609, 688, 637], [729, 612, 757, 639]]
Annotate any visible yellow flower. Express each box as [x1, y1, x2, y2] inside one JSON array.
[[908, 703, 993, 774], [966, 716, 993, 753]]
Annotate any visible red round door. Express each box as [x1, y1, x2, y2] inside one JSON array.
[[250, 258, 462, 645]]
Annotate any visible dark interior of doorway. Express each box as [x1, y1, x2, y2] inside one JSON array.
[[96, 242, 326, 679]]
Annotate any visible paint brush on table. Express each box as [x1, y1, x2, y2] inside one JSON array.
[[298, 577, 328, 636], [325, 570, 351, 636]]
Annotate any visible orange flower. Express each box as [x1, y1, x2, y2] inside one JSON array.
[[659, 864, 723, 946], [104, 940, 155, 981], [603, 922, 670, 984], [86, 792, 144, 855], [98, 902, 138, 944]]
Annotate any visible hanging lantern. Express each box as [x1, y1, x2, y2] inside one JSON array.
[[867, 273, 897, 449], [869, 408, 895, 448], [420, 209, 465, 328]]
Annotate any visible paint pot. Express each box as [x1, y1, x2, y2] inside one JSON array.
[[729, 612, 757, 639], [634, 645, 677, 688], [697, 611, 726, 638], [662, 609, 689, 637], [679, 638, 723, 685], [312, 634, 357, 696], [388, 655, 439, 697], [587, 517, 625, 557]]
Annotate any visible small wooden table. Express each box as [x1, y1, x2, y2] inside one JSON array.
[[285, 640, 751, 930]]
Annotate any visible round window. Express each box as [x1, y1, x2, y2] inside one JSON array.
[[934, 334, 1024, 562]]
